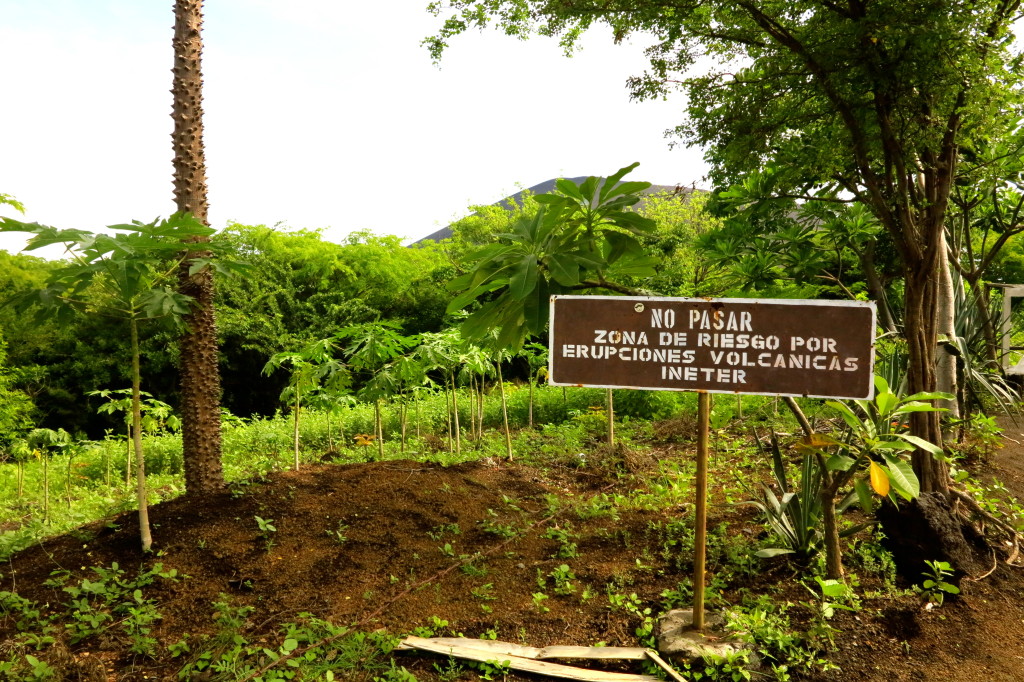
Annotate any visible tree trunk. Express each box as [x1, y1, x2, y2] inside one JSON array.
[[400, 401, 407, 453], [935, 231, 959, 420], [173, 0, 224, 495], [131, 319, 153, 552], [606, 388, 614, 446], [857, 241, 898, 333], [375, 399, 384, 460], [903, 264, 949, 495], [528, 377, 534, 428], [451, 375, 462, 455], [819, 482, 844, 579], [497, 363, 513, 460]]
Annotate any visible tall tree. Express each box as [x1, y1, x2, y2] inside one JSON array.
[[172, 0, 223, 494], [427, 0, 1024, 494]]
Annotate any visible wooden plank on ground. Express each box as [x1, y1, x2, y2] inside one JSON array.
[[398, 636, 659, 682], [397, 637, 648, 660]]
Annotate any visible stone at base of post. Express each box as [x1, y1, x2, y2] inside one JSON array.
[[656, 609, 761, 667]]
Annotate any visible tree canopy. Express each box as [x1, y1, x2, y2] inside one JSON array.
[[426, 0, 1024, 491]]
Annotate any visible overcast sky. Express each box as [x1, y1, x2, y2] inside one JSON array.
[[0, 0, 709, 254]]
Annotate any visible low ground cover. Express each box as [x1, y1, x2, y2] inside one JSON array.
[[1, 389, 1023, 680]]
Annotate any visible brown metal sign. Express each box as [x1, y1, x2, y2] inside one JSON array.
[[549, 296, 876, 400]]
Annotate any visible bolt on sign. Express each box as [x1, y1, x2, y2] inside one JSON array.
[[549, 296, 876, 400]]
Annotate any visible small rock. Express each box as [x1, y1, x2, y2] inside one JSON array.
[[655, 608, 760, 668]]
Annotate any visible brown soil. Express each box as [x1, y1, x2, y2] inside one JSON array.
[[2, 430, 1024, 681]]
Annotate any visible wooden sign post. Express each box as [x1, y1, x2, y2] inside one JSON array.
[[548, 295, 876, 631]]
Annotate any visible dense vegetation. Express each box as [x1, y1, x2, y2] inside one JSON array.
[[4, 1, 1024, 678]]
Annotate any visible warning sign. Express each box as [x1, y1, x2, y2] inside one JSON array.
[[549, 296, 876, 400]]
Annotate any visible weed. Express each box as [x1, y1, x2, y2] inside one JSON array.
[[479, 509, 519, 538], [543, 524, 579, 559], [427, 523, 461, 541], [606, 591, 655, 647], [460, 559, 488, 578], [471, 583, 497, 601], [254, 515, 277, 551], [531, 592, 550, 612], [326, 521, 349, 544], [548, 564, 577, 596], [920, 560, 959, 606], [411, 615, 450, 638]]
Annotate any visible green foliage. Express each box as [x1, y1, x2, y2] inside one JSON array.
[[447, 165, 656, 350], [824, 376, 952, 501], [744, 432, 867, 563], [0, 334, 34, 438], [0, 193, 25, 214], [215, 225, 449, 418], [920, 560, 960, 606]]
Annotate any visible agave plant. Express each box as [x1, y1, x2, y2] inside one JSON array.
[[745, 431, 867, 563]]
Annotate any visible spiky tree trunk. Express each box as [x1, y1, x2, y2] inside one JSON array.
[[172, 0, 223, 494]]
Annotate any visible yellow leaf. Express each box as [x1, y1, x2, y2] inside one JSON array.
[[869, 461, 890, 497], [797, 433, 837, 450]]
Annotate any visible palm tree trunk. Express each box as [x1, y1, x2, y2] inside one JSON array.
[[173, 0, 224, 496], [131, 318, 153, 552]]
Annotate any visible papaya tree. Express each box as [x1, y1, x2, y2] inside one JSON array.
[[89, 388, 181, 488], [447, 164, 657, 351], [26, 427, 70, 524], [336, 321, 419, 460], [262, 338, 347, 470], [0, 214, 236, 551]]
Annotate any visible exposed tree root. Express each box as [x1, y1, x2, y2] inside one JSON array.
[[951, 488, 1024, 571]]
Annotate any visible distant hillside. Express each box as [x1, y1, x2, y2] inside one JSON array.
[[414, 177, 688, 245]]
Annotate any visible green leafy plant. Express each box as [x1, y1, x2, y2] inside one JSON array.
[[1, 213, 243, 551], [548, 564, 577, 596], [263, 337, 348, 471], [803, 376, 952, 578], [543, 524, 579, 559], [744, 432, 867, 563], [920, 560, 959, 606], [447, 164, 657, 351], [255, 515, 277, 552], [326, 521, 349, 545]]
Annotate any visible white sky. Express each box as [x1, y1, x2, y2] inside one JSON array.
[[0, 0, 709, 254]]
